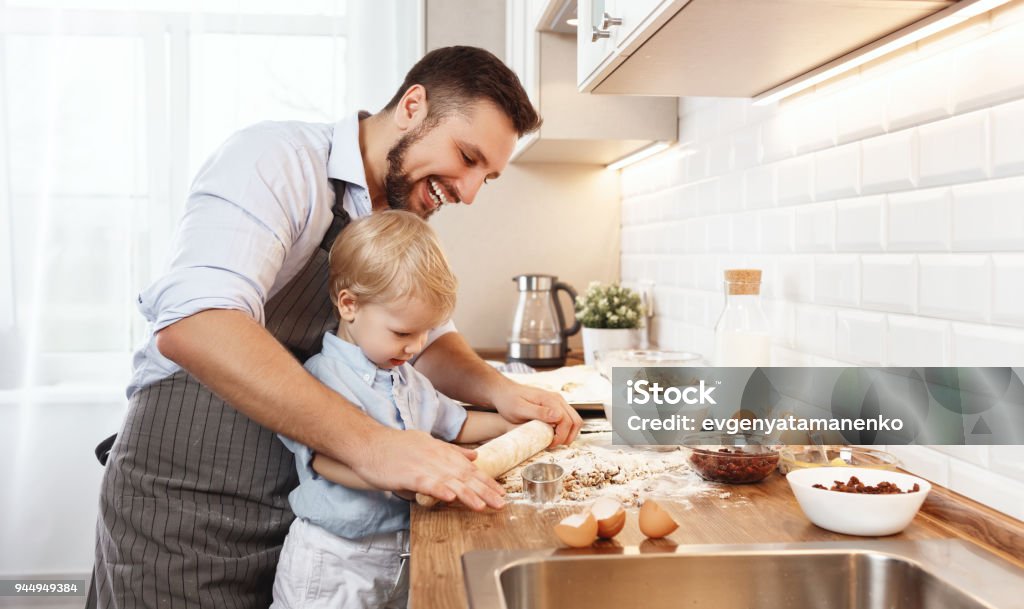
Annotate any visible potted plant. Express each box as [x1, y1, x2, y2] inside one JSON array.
[[574, 282, 644, 367]]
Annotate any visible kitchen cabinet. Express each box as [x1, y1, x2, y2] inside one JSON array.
[[577, 0, 956, 97], [506, 0, 677, 165]]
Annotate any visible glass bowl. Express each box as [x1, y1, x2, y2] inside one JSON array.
[[594, 349, 704, 380], [777, 446, 901, 476], [683, 432, 781, 484]]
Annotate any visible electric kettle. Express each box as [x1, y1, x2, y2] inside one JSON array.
[[508, 274, 580, 367]]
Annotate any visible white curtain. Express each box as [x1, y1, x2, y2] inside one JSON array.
[[0, 0, 422, 393], [0, 0, 422, 577]]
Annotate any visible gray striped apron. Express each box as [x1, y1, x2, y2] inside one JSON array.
[[90, 191, 351, 609]]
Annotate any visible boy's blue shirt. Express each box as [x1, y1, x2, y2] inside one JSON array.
[[279, 332, 467, 539]]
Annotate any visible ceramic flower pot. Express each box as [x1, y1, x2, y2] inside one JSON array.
[[581, 327, 639, 367]]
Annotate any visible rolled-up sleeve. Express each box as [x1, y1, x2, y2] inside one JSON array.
[[138, 123, 318, 331], [431, 392, 468, 442]]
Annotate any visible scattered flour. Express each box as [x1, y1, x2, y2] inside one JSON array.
[[498, 424, 720, 508]]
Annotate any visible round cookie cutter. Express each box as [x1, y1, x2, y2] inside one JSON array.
[[521, 463, 565, 504]]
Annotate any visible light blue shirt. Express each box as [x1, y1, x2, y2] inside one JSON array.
[[280, 332, 468, 539], [127, 114, 455, 397]]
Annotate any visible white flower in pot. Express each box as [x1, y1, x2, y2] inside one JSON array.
[[574, 282, 645, 367]]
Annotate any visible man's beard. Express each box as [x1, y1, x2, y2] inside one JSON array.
[[384, 123, 436, 218]]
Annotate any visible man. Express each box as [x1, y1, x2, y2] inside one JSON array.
[[91, 46, 582, 608]]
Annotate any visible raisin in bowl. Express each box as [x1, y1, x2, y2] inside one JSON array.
[[787, 467, 932, 536], [682, 432, 780, 484]]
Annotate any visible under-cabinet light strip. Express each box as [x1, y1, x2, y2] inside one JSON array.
[[753, 0, 1012, 106]]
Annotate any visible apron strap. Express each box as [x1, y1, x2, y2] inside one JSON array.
[[320, 179, 352, 252]]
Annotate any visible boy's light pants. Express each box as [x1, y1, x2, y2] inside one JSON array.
[[271, 517, 409, 609]]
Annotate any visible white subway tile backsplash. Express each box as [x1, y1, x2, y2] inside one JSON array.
[[684, 290, 710, 328], [886, 55, 951, 131], [718, 173, 745, 213], [837, 310, 885, 365], [918, 254, 990, 322], [773, 348, 813, 368], [918, 111, 989, 187], [732, 128, 760, 171], [952, 322, 1024, 365], [697, 178, 720, 216], [706, 215, 732, 253], [794, 202, 835, 252], [886, 315, 949, 366], [676, 257, 698, 288], [885, 445, 949, 486], [694, 255, 719, 291], [887, 188, 951, 251], [775, 256, 815, 302], [836, 196, 886, 252], [717, 98, 749, 135], [763, 298, 795, 348], [794, 305, 836, 357], [731, 212, 759, 254], [950, 26, 1024, 115], [931, 445, 989, 469], [676, 183, 700, 219], [989, 445, 1024, 483], [621, 21, 1024, 520], [707, 139, 733, 177], [777, 156, 815, 206], [759, 209, 793, 253], [761, 110, 796, 162], [815, 143, 861, 200], [991, 98, 1024, 178], [992, 254, 1024, 326], [862, 255, 917, 313], [835, 78, 888, 144], [684, 218, 708, 253], [948, 459, 1024, 521], [815, 255, 860, 307], [861, 129, 917, 194], [951, 176, 1024, 251], [744, 164, 775, 209], [791, 99, 837, 155]]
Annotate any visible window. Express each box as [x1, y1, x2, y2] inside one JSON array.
[[0, 1, 423, 390]]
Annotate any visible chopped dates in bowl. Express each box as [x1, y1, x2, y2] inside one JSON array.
[[812, 475, 920, 495], [688, 447, 780, 484]]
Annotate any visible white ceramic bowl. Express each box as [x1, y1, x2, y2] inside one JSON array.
[[787, 467, 931, 536]]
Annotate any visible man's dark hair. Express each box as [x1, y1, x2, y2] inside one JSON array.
[[383, 46, 542, 137]]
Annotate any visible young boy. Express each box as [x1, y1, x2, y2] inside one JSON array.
[[271, 210, 516, 609]]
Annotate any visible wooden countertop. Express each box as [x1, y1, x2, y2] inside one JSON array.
[[410, 447, 1024, 609]]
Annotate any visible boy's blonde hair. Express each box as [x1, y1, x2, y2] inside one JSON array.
[[328, 210, 457, 323]]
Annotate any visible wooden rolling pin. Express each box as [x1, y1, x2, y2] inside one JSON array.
[[415, 419, 555, 508]]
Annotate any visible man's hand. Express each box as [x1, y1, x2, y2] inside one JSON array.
[[491, 380, 582, 447], [352, 427, 507, 511]]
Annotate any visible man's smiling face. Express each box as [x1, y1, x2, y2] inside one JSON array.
[[382, 100, 517, 219]]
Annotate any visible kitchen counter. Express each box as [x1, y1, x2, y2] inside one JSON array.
[[410, 441, 1024, 609]]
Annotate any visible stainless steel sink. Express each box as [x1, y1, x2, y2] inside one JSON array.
[[462, 540, 1024, 608]]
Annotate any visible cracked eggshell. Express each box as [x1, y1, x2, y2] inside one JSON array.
[[590, 497, 626, 539], [639, 498, 679, 539], [554, 511, 599, 548]]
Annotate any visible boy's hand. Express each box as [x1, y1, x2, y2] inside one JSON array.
[[352, 427, 506, 511], [492, 381, 582, 447]]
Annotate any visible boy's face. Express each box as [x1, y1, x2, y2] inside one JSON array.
[[384, 99, 517, 218], [337, 291, 444, 369]]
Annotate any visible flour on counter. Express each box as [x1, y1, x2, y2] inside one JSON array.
[[499, 429, 716, 507]]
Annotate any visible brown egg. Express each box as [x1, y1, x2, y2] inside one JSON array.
[[639, 498, 679, 539], [554, 511, 599, 548], [590, 497, 626, 539]]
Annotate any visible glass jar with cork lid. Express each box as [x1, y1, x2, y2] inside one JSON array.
[[713, 269, 772, 366]]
